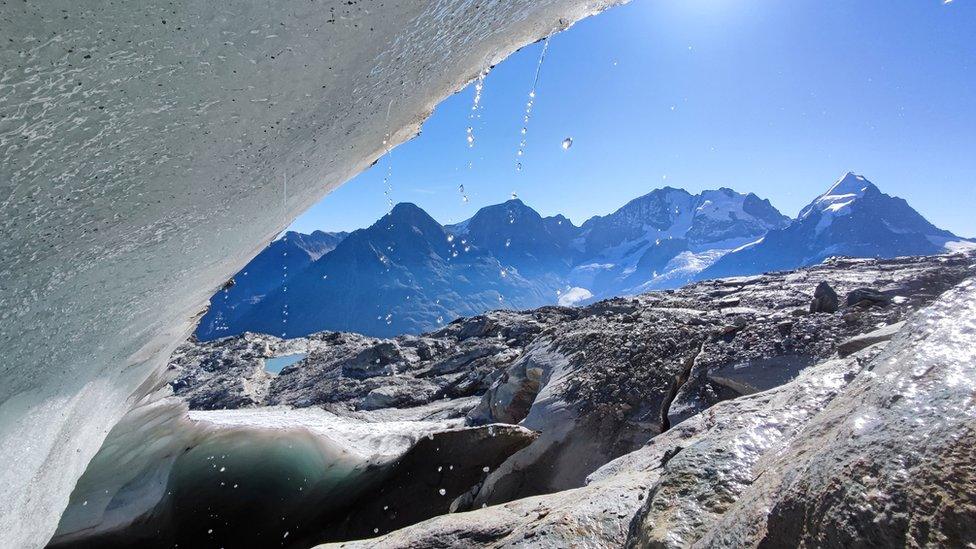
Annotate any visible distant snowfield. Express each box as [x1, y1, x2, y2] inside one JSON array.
[[558, 286, 594, 306]]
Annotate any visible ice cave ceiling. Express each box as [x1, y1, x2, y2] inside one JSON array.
[[0, 1, 625, 546]]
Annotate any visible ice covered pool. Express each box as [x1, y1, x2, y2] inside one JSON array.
[[264, 353, 307, 374]]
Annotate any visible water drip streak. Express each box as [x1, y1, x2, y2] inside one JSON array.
[[466, 72, 486, 151], [383, 99, 394, 211], [282, 170, 288, 338], [531, 36, 551, 92], [515, 35, 551, 173]]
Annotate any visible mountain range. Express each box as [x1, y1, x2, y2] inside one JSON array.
[[195, 173, 972, 339]]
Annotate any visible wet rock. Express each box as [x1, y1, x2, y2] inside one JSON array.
[[810, 281, 839, 313], [698, 279, 976, 548]]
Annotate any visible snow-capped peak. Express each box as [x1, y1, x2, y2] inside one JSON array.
[[799, 172, 877, 220], [694, 188, 747, 221]]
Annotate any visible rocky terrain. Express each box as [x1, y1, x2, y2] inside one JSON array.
[[325, 273, 976, 548], [50, 252, 976, 548], [45, 251, 950, 547]]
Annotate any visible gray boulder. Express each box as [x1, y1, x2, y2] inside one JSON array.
[[846, 286, 892, 307], [810, 281, 839, 313]]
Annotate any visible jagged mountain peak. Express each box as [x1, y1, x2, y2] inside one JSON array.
[[799, 172, 880, 220], [827, 171, 877, 196], [200, 174, 967, 341], [384, 202, 438, 224], [699, 172, 968, 281]]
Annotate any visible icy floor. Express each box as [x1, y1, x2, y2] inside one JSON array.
[[189, 403, 469, 461]]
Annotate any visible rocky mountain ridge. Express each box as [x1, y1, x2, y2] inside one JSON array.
[[195, 173, 972, 342]]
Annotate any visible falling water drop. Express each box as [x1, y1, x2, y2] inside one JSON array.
[[514, 36, 551, 173], [561, 137, 573, 150], [438, 488, 447, 496], [510, 192, 518, 200], [381, 99, 395, 210], [465, 71, 487, 151]]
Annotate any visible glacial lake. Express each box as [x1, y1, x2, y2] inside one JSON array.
[[264, 353, 307, 374]]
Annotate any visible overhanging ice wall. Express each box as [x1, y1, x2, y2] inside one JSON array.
[[0, 1, 623, 546]]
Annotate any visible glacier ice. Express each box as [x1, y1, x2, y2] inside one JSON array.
[[0, 1, 626, 546]]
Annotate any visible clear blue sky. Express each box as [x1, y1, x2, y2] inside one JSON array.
[[289, 0, 975, 237]]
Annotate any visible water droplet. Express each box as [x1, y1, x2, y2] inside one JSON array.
[[561, 137, 573, 150], [499, 269, 507, 278], [514, 36, 550, 172], [482, 466, 490, 473], [438, 488, 447, 496], [447, 234, 455, 242], [505, 238, 511, 247]]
